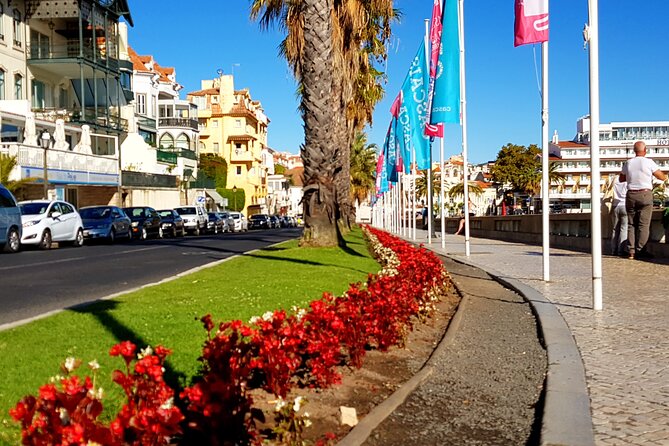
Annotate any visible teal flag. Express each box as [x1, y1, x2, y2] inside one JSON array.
[[400, 41, 430, 170], [430, 0, 460, 125]]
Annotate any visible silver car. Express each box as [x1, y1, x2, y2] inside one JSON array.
[[0, 183, 22, 253]]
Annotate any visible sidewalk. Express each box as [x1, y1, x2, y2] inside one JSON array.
[[412, 229, 669, 445]]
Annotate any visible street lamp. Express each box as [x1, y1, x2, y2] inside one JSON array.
[[232, 185, 238, 211], [40, 130, 51, 199]]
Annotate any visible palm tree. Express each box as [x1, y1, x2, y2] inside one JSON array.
[[251, 0, 397, 232], [414, 169, 442, 203], [0, 153, 32, 195], [448, 181, 483, 198], [349, 132, 377, 206]]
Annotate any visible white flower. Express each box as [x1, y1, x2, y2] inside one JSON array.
[[58, 407, 70, 424], [64, 357, 77, 372], [88, 360, 100, 371], [139, 346, 153, 359], [293, 396, 304, 412], [49, 374, 64, 383], [88, 387, 104, 400], [262, 311, 274, 321], [274, 397, 287, 412], [249, 316, 260, 324], [160, 397, 174, 410], [304, 418, 312, 428]]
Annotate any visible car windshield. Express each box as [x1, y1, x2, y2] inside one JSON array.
[[251, 215, 266, 220], [20, 202, 49, 215], [231, 214, 240, 219], [80, 207, 111, 219], [175, 207, 196, 215], [159, 211, 173, 218]]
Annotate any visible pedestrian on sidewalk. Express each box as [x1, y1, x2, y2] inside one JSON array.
[[619, 141, 667, 259], [610, 175, 628, 256]]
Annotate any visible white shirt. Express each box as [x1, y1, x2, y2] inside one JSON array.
[[621, 156, 660, 190], [612, 177, 627, 206]]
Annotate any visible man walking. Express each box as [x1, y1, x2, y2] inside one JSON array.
[[619, 141, 667, 259], [610, 175, 628, 256]]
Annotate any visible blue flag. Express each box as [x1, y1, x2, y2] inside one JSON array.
[[430, 0, 460, 125], [400, 41, 430, 170], [383, 119, 399, 183], [377, 144, 389, 194]]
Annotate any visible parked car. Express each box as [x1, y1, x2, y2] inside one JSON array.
[[216, 212, 235, 232], [19, 200, 84, 249], [229, 212, 248, 232], [79, 206, 132, 243], [0, 183, 22, 253], [279, 215, 295, 228], [123, 206, 163, 240], [207, 212, 225, 234], [174, 205, 207, 235], [158, 209, 185, 237], [249, 214, 271, 230], [269, 215, 281, 229]]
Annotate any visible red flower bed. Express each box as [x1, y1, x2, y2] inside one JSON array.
[[12, 227, 450, 445]]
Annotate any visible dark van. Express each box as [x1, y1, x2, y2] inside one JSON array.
[[0, 184, 22, 253]]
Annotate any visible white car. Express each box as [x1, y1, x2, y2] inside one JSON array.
[[19, 200, 85, 249], [229, 212, 248, 232], [174, 205, 208, 235]]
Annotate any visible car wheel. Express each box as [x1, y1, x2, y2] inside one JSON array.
[[159, 227, 164, 239], [3, 228, 20, 253], [72, 229, 84, 247], [194, 226, 200, 236], [39, 230, 52, 250], [108, 229, 116, 244], [214, 225, 219, 234], [141, 227, 148, 240], [126, 229, 133, 241], [172, 227, 177, 238]]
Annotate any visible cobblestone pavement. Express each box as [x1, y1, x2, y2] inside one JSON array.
[[409, 230, 669, 446]]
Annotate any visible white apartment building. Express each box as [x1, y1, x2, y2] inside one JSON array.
[[550, 117, 669, 211]]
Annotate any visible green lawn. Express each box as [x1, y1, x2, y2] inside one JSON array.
[[0, 228, 378, 441]]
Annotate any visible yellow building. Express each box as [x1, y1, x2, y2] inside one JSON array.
[[186, 75, 269, 215]]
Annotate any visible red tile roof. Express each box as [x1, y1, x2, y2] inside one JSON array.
[[555, 141, 589, 148]]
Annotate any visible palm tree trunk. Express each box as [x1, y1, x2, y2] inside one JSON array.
[[300, 0, 340, 247]]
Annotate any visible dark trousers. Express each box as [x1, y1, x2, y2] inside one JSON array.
[[626, 190, 653, 254]]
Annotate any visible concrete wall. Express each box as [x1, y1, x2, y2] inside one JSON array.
[[439, 210, 669, 257]]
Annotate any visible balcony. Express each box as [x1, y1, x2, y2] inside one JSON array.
[[137, 116, 157, 131], [230, 148, 257, 163], [156, 149, 177, 165], [158, 117, 199, 131], [28, 43, 120, 72], [32, 107, 128, 131], [158, 147, 198, 161], [1, 143, 119, 186]]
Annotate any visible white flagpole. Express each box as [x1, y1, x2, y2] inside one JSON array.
[[412, 153, 417, 240], [440, 136, 446, 249], [541, 41, 550, 281], [587, 0, 603, 311], [458, 0, 471, 257], [425, 19, 433, 245]]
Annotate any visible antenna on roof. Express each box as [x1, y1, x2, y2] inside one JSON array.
[[216, 68, 223, 76]]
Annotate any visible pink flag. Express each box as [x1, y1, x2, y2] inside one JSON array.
[[425, 123, 444, 138], [390, 92, 402, 118], [514, 0, 549, 47], [429, 0, 443, 78]]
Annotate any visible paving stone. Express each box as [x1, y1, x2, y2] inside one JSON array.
[[408, 230, 669, 446]]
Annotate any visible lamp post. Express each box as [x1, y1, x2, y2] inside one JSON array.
[[232, 185, 238, 211], [40, 130, 51, 199]]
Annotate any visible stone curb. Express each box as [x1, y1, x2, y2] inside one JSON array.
[[337, 283, 472, 446], [446, 254, 596, 446]]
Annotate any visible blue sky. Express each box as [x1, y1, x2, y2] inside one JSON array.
[[127, 1, 669, 164]]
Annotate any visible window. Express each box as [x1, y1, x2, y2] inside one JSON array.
[[211, 95, 219, 103], [30, 30, 50, 58], [151, 95, 156, 117], [0, 3, 4, 40], [159, 133, 174, 148], [192, 96, 206, 109], [13, 9, 21, 47], [213, 142, 219, 150], [0, 187, 17, 208], [234, 119, 242, 128], [0, 70, 4, 100], [212, 120, 218, 128], [32, 79, 46, 108], [136, 93, 146, 115], [236, 166, 242, 175], [14, 73, 22, 99], [176, 133, 189, 149]]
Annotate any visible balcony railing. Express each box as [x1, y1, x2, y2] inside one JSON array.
[[1, 143, 119, 186], [158, 147, 198, 161], [137, 115, 157, 130], [158, 117, 199, 130], [156, 149, 178, 165], [122, 171, 178, 189], [27, 44, 120, 71], [32, 107, 128, 131]]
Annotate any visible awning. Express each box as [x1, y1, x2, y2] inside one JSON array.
[[205, 189, 226, 206]]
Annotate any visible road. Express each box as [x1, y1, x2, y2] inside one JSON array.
[[0, 228, 302, 327]]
